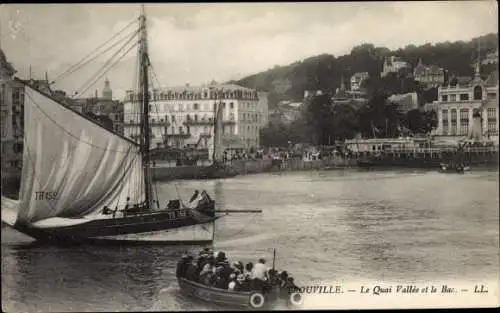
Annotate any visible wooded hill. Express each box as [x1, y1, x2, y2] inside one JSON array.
[[230, 33, 498, 109]]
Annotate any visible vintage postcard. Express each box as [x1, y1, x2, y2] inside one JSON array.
[[1, 2, 498, 311]]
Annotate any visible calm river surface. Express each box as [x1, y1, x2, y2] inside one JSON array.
[[2, 168, 499, 311]]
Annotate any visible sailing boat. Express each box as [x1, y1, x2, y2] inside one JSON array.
[[0, 6, 255, 245], [196, 98, 240, 179]]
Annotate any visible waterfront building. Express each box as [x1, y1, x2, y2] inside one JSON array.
[[73, 79, 124, 135], [431, 60, 499, 144], [413, 59, 446, 88], [381, 56, 411, 77], [0, 49, 23, 175], [344, 138, 424, 154], [257, 91, 269, 128], [123, 82, 264, 154], [350, 72, 369, 91]]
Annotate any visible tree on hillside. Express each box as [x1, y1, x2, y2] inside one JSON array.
[[259, 121, 290, 147], [235, 33, 497, 101], [356, 92, 404, 138], [305, 94, 335, 145], [331, 103, 359, 141], [404, 109, 438, 134]]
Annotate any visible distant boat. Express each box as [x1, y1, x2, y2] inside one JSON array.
[[439, 163, 470, 174], [0, 6, 254, 245]]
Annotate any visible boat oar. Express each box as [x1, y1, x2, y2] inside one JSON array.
[[214, 209, 262, 214]]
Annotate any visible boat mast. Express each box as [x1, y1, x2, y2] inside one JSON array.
[[139, 5, 152, 207], [212, 96, 218, 164]]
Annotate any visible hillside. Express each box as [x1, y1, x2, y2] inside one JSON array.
[[231, 33, 498, 109]]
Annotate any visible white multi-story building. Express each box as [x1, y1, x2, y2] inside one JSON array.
[[431, 63, 498, 144], [123, 83, 265, 154]]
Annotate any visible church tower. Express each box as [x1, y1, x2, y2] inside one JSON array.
[[102, 77, 112, 100]]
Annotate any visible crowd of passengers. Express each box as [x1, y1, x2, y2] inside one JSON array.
[[176, 248, 298, 294]]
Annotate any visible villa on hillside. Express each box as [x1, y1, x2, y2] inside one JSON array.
[[413, 59, 446, 88], [381, 56, 411, 77]]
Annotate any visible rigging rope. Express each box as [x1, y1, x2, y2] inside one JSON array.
[[219, 213, 260, 238], [72, 31, 139, 98], [51, 18, 138, 85], [76, 41, 139, 99]]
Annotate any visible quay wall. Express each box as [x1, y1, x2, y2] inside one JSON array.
[[151, 147, 498, 181], [152, 157, 356, 181]]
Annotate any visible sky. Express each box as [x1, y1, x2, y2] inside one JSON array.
[[0, 2, 498, 99]]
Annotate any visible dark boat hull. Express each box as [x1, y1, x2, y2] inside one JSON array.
[[177, 278, 283, 308], [357, 157, 442, 169], [9, 206, 218, 246]]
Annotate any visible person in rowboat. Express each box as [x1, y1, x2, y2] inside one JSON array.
[[176, 254, 192, 278], [238, 273, 252, 291], [185, 258, 198, 282], [244, 262, 253, 279], [199, 259, 215, 285], [228, 273, 241, 291], [251, 258, 270, 293]]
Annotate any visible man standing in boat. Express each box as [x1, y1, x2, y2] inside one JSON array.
[[251, 258, 270, 293]]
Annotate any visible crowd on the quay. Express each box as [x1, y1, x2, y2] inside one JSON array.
[[176, 248, 299, 294]]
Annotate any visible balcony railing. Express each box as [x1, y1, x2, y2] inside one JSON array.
[[165, 132, 191, 138], [184, 118, 214, 125]]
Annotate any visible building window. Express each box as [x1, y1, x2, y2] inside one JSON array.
[[13, 143, 23, 153], [488, 121, 497, 133], [460, 124, 468, 136], [450, 94, 456, 101], [450, 109, 457, 123], [459, 94, 469, 101], [165, 115, 169, 122], [172, 115, 176, 122], [230, 102, 234, 109], [230, 113, 235, 121], [450, 109, 457, 135], [186, 114, 191, 121], [487, 108, 496, 119], [474, 86, 483, 100], [179, 126, 183, 133], [194, 114, 198, 121], [487, 93, 496, 100], [460, 109, 469, 121], [171, 126, 175, 134], [194, 103, 199, 110]]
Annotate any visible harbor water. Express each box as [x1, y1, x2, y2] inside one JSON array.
[[2, 168, 499, 311]]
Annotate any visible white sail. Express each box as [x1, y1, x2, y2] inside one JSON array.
[[3, 83, 144, 226]]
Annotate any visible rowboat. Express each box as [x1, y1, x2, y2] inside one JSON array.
[[440, 163, 471, 173], [177, 277, 301, 309]]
